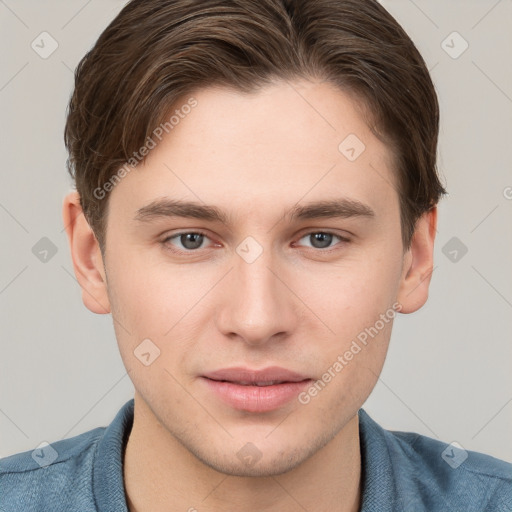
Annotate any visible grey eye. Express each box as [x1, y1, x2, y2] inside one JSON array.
[[164, 232, 208, 251], [298, 232, 342, 249], [178, 233, 205, 250]]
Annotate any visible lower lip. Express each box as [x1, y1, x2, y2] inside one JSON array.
[[201, 377, 312, 412]]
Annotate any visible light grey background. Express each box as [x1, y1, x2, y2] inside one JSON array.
[[1, 0, 511, 463]]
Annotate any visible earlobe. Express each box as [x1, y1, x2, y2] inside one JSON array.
[[396, 207, 437, 314], [62, 191, 111, 314]]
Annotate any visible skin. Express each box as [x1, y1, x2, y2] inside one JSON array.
[[63, 79, 437, 512]]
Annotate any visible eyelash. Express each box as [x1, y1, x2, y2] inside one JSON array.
[[161, 230, 351, 254]]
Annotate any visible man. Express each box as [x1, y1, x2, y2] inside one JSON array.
[[1, 0, 511, 511]]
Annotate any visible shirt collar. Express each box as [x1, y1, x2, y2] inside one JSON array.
[[93, 398, 134, 512], [358, 408, 402, 511]]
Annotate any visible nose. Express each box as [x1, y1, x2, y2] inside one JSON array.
[[215, 242, 299, 347]]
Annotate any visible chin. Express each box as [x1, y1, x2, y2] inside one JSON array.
[[186, 435, 320, 478], [198, 450, 308, 478]]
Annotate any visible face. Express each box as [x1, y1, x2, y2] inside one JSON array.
[[66, 79, 435, 477]]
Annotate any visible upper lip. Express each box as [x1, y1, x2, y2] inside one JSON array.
[[202, 366, 311, 384]]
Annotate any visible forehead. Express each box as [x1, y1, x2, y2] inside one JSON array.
[[108, 80, 399, 225]]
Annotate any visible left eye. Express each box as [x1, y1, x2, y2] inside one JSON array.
[[164, 232, 211, 251], [296, 232, 347, 250]]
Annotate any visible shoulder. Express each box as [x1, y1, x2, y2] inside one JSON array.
[[359, 409, 512, 511], [392, 428, 512, 508], [0, 426, 105, 511]]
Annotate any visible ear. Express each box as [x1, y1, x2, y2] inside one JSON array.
[[396, 207, 437, 314], [62, 191, 110, 314]]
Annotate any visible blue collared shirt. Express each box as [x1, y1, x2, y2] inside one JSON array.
[[1, 398, 511, 511]]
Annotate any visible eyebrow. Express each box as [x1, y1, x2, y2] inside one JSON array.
[[133, 197, 376, 225]]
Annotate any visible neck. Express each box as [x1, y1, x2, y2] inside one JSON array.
[[123, 393, 361, 512]]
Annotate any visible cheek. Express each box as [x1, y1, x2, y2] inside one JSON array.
[[105, 253, 213, 383], [292, 252, 401, 336], [289, 247, 401, 392], [106, 243, 212, 333]]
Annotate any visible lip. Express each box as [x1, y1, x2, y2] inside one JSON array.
[[201, 366, 312, 413], [202, 366, 310, 384]]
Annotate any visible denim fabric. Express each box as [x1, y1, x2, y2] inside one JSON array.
[[358, 410, 512, 511], [1, 399, 511, 511]]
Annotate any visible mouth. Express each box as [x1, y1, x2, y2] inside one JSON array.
[[200, 366, 313, 412], [206, 379, 300, 386], [202, 365, 311, 384]]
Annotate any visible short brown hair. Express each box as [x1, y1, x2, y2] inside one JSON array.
[[64, 0, 447, 253]]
